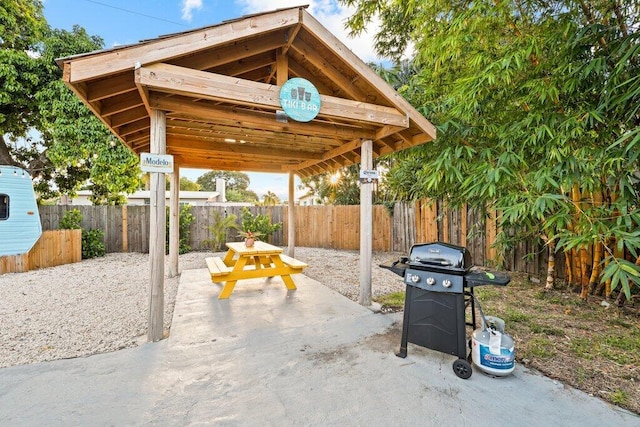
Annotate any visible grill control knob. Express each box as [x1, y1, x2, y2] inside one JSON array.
[[442, 279, 452, 288], [426, 277, 436, 286], [409, 274, 420, 283]]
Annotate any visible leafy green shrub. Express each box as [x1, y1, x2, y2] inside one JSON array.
[[240, 207, 281, 241], [59, 209, 82, 229], [204, 211, 239, 251], [82, 229, 106, 259], [60, 209, 105, 259], [165, 205, 195, 254]]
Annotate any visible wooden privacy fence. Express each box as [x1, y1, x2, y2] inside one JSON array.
[[36, 201, 555, 278], [283, 205, 391, 251], [412, 199, 558, 279], [0, 229, 82, 274]]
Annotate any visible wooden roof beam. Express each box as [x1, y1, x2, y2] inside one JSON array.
[[166, 121, 337, 149], [117, 118, 150, 137], [289, 38, 365, 100], [153, 95, 377, 140], [63, 8, 301, 82], [301, 9, 437, 141], [171, 156, 290, 173], [136, 63, 409, 127], [87, 73, 137, 102], [125, 129, 150, 145], [210, 51, 275, 78], [287, 61, 332, 94], [166, 127, 334, 151], [176, 32, 285, 72], [282, 10, 304, 56], [110, 105, 148, 128], [100, 91, 145, 117], [286, 137, 365, 172], [167, 137, 322, 160]]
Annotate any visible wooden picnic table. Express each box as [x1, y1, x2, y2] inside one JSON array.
[[206, 241, 308, 299]]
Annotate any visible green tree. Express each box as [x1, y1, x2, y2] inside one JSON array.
[[165, 205, 194, 254], [261, 191, 280, 206], [177, 177, 201, 191], [298, 164, 391, 205], [226, 188, 259, 203], [0, 0, 47, 147], [1, 2, 140, 203], [343, 0, 640, 301], [196, 170, 258, 202], [240, 207, 281, 241], [196, 170, 250, 191], [204, 211, 239, 251]]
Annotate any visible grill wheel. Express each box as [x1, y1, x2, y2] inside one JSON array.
[[453, 358, 472, 379]]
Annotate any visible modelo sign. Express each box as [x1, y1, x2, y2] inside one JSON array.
[[140, 153, 174, 173], [279, 78, 321, 122]]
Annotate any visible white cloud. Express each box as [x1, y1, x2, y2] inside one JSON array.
[[234, 0, 384, 63], [182, 0, 203, 22]]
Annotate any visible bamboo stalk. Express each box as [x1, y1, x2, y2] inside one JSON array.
[[579, 247, 590, 299], [565, 249, 573, 284], [597, 256, 611, 298], [587, 241, 603, 295], [587, 190, 604, 295], [570, 184, 584, 293], [545, 238, 556, 289]]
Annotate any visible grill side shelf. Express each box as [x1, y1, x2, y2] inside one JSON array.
[[464, 270, 510, 287], [379, 259, 409, 278]]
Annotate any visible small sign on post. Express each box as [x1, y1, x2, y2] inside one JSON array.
[[359, 169, 379, 183], [140, 153, 174, 173]]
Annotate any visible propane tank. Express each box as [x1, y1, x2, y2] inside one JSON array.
[[471, 316, 515, 377]]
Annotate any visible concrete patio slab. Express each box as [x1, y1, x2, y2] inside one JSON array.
[[0, 268, 638, 426]]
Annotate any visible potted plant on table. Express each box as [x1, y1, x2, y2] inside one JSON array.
[[238, 230, 264, 247]]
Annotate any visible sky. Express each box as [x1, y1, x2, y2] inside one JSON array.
[[42, 0, 383, 201]]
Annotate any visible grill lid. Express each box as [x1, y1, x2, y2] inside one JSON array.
[[408, 242, 472, 273]]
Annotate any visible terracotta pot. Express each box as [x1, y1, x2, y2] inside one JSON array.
[[245, 237, 255, 247]]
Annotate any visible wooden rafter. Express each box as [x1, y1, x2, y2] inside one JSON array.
[[150, 95, 378, 141], [135, 63, 409, 127]]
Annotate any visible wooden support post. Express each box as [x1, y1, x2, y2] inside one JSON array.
[[168, 163, 179, 277], [359, 139, 373, 306], [148, 109, 166, 342], [277, 51, 295, 258], [287, 171, 295, 257]]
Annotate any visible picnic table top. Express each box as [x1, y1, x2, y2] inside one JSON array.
[[225, 241, 283, 256]]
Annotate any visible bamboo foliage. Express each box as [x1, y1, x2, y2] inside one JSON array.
[[343, 1, 640, 305]]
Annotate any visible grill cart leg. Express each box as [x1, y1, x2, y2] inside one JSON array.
[[453, 358, 472, 379], [396, 286, 412, 358]]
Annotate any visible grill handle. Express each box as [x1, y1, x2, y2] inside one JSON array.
[[414, 257, 452, 266]]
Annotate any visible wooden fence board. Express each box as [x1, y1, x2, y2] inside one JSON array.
[[0, 230, 81, 274], [35, 202, 556, 278]]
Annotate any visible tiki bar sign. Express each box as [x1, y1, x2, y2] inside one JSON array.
[[279, 78, 321, 122]]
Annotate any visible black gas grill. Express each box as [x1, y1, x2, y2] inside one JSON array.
[[381, 242, 509, 379]]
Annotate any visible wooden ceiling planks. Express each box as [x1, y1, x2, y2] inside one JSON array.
[[58, 6, 436, 178]]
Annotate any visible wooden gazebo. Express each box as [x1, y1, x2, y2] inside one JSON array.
[[58, 6, 436, 341]]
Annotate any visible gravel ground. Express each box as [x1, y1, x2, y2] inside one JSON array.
[[0, 247, 404, 368]]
